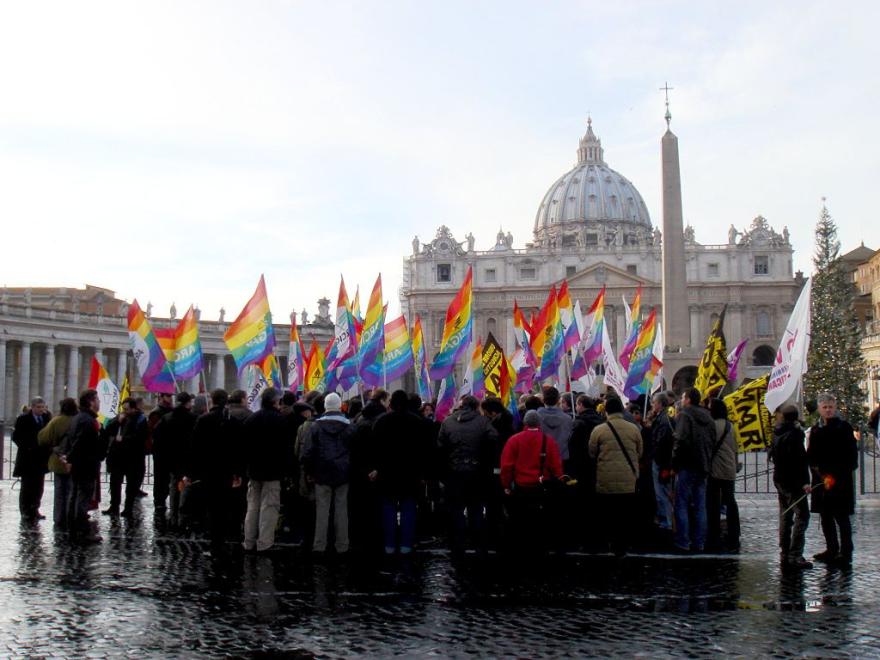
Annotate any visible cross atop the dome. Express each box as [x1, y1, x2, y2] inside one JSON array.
[[659, 82, 674, 127]]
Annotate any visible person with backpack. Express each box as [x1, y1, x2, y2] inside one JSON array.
[[706, 398, 740, 553], [37, 397, 78, 528]]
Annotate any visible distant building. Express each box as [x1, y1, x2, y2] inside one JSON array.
[[854, 247, 880, 411]]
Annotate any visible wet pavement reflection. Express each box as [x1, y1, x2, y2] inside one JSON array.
[[1, 484, 879, 657]]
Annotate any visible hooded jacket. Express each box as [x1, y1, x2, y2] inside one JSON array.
[[303, 412, 355, 487], [671, 405, 716, 475], [537, 406, 574, 461], [437, 408, 498, 475], [243, 406, 287, 482]]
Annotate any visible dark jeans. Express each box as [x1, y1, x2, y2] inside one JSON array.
[[53, 473, 72, 527], [707, 477, 740, 549], [109, 462, 145, 513], [153, 456, 170, 509], [777, 486, 809, 560], [19, 472, 45, 519], [820, 508, 853, 558], [382, 496, 417, 553], [598, 493, 636, 555], [505, 486, 550, 555], [67, 477, 97, 536], [445, 471, 487, 553]]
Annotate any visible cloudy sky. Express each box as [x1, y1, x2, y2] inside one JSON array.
[[1, 1, 876, 321]]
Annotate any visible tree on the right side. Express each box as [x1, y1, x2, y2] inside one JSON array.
[[803, 203, 867, 427]]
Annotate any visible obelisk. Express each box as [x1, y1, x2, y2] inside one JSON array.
[[661, 99, 689, 349]]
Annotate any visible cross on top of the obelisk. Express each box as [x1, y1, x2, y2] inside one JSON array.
[[659, 82, 674, 127]]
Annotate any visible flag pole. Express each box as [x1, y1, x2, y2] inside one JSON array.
[[565, 350, 575, 419]]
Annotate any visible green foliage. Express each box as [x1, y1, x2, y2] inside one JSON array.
[[804, 205, 867, 427]]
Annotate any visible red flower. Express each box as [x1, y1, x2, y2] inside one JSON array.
[[823, 474, 836, 490]]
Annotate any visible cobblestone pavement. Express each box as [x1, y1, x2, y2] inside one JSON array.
[[1, 483, 880, 658]]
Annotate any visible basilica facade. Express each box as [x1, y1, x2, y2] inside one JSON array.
[[400, 119, 803, 391]]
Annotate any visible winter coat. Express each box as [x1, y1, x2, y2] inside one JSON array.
[[372, 409, 431, 497], [671, 405, 716, 475], [499, 428, 563, 489], [153, 405, 196, 474], [710, 419, 737, 481], [437, 408, 498, 476], [807, 416, 858, 515], [588, 413, 642, 495], [302, 412, 355, 487], [188, 405, 245, 485], [537, 406, 574, 461], [38, 413, 75, 475], [12, 409, 52, 477], [352, 401, 386, 480], [769, 421, 809, 493], [490, 410, 516, 462], [146, 403, 173, 455], [568, 408, 603, 482], [243, 407, 287, 482], [651, 411, 674, 470], [104, 411, 148, 473], [67, 410, 105, 482]]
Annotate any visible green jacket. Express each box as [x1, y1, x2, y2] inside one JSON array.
[[38, 414, 75, 475]]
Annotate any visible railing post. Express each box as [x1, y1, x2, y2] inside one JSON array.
[[859, 426, 866, 496], [0, 420, 5, 479]]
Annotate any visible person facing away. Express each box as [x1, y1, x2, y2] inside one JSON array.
[[66, 389, 106, 543], [147, 391, 174, 512], [371, 389, 432, 556], [38, 397, 78, 529], [769, 404, 813, 570], [103, 397, 148, 518], [807, 391, 858, 567], [302, 392, 356, 556], [437, 395, 498, 556], [706, 398, 740, 553], [153, 391, 197, 527], [649, 392, 675, 534], [536, 386, 574, 467], [671, 387, 715, 553], [13, 395, 52, 521], [241, 387, 287, 553], [589, 396, 643, 556]]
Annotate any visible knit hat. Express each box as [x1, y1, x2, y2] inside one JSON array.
[[523, 410, 541, 428], [324, 392, 342, 412]]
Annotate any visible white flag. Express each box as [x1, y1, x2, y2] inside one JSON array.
[[765, 278, 812, 412], [245, 364, 269, 412], [601, 323, 629, 404]]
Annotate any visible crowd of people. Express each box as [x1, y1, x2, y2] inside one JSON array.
[[10, 384, 860, 569]]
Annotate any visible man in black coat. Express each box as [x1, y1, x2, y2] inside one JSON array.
[[807, 392, 859, 566], [148, 391, 175, 511], [66, 389, 105, 543], [152, 392, 197, 526], [372, 390, 431, 555], [242, 387, 287, 553], [103, 397, 148, 517], [13, 396, 52, 521], [769, 404, 813, 569]]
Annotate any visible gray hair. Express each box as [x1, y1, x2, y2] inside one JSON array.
[[30, 396, 45, 407], [523, 410, 541, 428], [817, 392, 837, 405], [652, 392, 669, 407]]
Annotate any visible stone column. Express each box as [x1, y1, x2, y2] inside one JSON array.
[[116, 350, 127, 387], [689, 306, 701, 349], [214, 354, 226, 391], [18, 342, 31, 410], [68, 346, 80, 397], [661, 128, 690, 349], [44, 344, 56, 410], [0, 339, 6, 423]]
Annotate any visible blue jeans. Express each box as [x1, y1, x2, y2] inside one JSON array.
[[674, 469, 707, 551], [652, 463, 673, 530], [53, 473, 72, 528], [382, 497, 417, 554]]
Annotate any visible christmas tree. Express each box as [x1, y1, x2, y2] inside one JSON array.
[[804, 203, 867, 427]]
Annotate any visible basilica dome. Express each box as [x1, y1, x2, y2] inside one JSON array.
[[533, 119, 651, 246]]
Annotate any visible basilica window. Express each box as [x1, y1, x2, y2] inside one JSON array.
[[585, 233, 598, 246], [754, 256, 769, 275], [626, 265, 638, 275], [562, 234, 577, 248], [486, 317, 497, 336], [484, 268, 496, 283], [756, 311, 771, 337], [566, 266, 577, 278], [436, 263, 451, 283], [707, 263, 719, 277], [520, 267, 537, 280]]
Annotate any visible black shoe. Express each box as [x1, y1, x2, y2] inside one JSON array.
[[35, 512, 47, 520], [787, 557, 813, 570], [102, 508, 120, 517], [833, 554, 852, 567], [120, 508, 134, 518], [813, 550, 836, 563]]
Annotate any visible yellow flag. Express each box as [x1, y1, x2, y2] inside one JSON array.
[[482, 332, 504, 397], [694, 306, 728, 399], [723, 374, 774, 452], [118, 375, 130, 413]]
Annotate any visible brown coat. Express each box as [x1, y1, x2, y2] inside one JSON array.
[[588, 413, 643, 494]]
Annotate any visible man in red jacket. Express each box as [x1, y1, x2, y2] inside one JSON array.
[[500, 410, 563, 555]]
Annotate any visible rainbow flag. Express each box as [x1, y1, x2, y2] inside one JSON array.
[[287, 312, 305, 393], [581, 286, 606, 366], [435, 372, 456, 422], [557, 281, 580, 351], [351, 286, 363, 342], [260, 353, 283, 389], [619, 286, 643, 370], [536, 287, 564, 380], [155, 306, 203, 380], [412, 315, 433, 403], [500, 352, 520, 425], [429, 266, 473, 380], [457, 338, 485, 399], [623, 308, 658, 399], [358, 275, 385, 382], [332, 276, 357, 367], [87, 355, 120, 424], [127, 299, 176, 393], [512, 301, 536, 368], [378, 315, 414, 382], [224, 276, 276, 376], [305, 339, 326, 392]]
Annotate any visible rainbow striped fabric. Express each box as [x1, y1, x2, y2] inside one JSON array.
[[623, 308, 658, 399], [127, 299, 175, 393], [535, 286, 564, 380], [619, 286, 642, 370], [87, 355, 120, 423], [358, 275, 385, 383], [557, 281, 581, 352], [223, 276, 276, 376], [287, 312, 305, 393], [429, 266, 473, 381], [412, 315, 432, 403], [155, 305, 204, 381], [581, 286, 606, 366], [434, 372, 456, 422], [375, 315, 414, 383]]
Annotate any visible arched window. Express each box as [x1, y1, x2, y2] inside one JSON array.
[[486, 317, 497, 336], [756, 311, 771, 336], [752, 345, 775, 366]]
